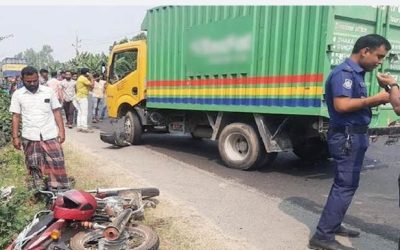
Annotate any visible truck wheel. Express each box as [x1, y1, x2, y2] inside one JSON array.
[[124, 111, 142, 145], [293, 137, 329, 161], [190, 132, 202, 140], [255, 151, 278, 169], [218, 123, 264, 170]]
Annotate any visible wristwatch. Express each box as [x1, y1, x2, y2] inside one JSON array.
[[384, 83, 400, 93]]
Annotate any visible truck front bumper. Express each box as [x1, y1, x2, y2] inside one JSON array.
[[100, 131, 117, 145], [99, 118, 130, 146]]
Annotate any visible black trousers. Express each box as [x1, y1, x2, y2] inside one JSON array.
[[63, 101, 75, 125]]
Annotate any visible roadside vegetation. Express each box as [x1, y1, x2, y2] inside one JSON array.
[[0, 92, 12, 147], [0, 145, 45, 249], [1, 92, 45, 248]]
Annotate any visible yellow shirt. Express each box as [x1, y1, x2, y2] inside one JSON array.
[[76, 75, 92, 98]]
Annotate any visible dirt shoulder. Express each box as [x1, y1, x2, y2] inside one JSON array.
[[63, 141, 253, 250]]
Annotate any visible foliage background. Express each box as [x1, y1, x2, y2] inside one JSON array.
[[13, 32, 147, 74], [0, 93, 12, 147], [0, 146, 44, 249]]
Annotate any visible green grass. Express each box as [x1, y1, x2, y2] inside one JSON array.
[[0, 145, 45, 249]]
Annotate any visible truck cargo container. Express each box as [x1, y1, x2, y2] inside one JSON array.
[[101, 6, 400, 170]]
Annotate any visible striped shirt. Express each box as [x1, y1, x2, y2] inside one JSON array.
[[61, 79, 76, 102], [9, 85, 61, 141]]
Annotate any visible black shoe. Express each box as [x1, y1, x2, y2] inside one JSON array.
[[335, 225, 360, 238], [309, 235, 357, 250]]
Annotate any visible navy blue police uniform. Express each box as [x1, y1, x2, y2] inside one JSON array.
[[315, 58, 370, 240]]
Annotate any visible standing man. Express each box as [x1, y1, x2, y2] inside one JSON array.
[[9, 66, 70, 190], [39, 68, 49, 85], [91, 73, 106, 123], [71, 71, 78, 81], [58, 70, 66, 81], [47, 71, 63, 103], [309, 34, 391, 250], [75, 68, 94, 133], [375, 71, 400, 249], [16, 76, 24, 89], [376, 72, 400, 115], [8, 77, 17, 95], [61, 70, 76, 128]]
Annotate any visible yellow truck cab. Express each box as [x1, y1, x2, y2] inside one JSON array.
[[106, 40, 147, 119]]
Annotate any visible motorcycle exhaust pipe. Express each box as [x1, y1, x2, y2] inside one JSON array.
[[80, 221, 106, 230], [103, 208, 133, 241]]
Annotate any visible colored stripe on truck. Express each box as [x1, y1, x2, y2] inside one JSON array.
[[147, 73, 323, 107]]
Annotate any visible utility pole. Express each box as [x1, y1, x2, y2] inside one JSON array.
[[0, 34, 13, 42], [72, 33, 82, 56]]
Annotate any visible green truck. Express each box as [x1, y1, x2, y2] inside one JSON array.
[[101, 6, 400, 170]]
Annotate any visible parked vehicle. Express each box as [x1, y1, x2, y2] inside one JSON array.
[[101, 6, 400, 170], [0, 57, 27, 79], [6, 187, 160, 250]]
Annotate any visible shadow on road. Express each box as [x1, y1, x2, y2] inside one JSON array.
[[279, 196, 399, 244], [137, 134, 388, 179], [142, 134, 224, 163]]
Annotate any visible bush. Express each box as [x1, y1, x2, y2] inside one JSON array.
[[0, 146, 44, 249], [0, 188, 39, 248], [0, 92, 12, 148]]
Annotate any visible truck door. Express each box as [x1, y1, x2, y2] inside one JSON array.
[[106, 48, 140, 118]]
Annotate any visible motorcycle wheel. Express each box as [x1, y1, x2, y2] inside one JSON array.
[[69, 224, 159, 250], [139, 188, 160, 199], [116, 188, 160, 200]]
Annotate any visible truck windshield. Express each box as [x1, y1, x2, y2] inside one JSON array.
[[109, 49, 138, 84]]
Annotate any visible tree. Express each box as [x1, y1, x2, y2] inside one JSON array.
[[48, 61, 66, 73], [66, 52, 108, 73], [14, 45, 58, 70], [131, 32, 147, 42], [13, 42, 110, 75], [109, 32, 147, 52]]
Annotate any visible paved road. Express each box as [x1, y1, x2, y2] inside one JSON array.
[[93, 120, 400, 244]]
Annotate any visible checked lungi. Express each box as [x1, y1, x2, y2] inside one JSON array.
[[22, 138, 70, 189]]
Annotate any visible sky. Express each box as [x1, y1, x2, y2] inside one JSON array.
[[0, 5, 152, 62], [0, 0, 399, 63]]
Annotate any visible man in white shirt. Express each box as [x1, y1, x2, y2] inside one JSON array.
[[46, 71, 63, 103], [39, 68, 49, 85], [9, 66, 70, 190], [60, 70, 76, 128]]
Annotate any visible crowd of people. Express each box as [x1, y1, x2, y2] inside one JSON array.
[[3, 67, 107, 132]]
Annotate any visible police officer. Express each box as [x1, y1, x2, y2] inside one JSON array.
[[309, 34, 392, 250]]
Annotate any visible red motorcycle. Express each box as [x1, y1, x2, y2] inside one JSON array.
[[6, 187, 160, 250]]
